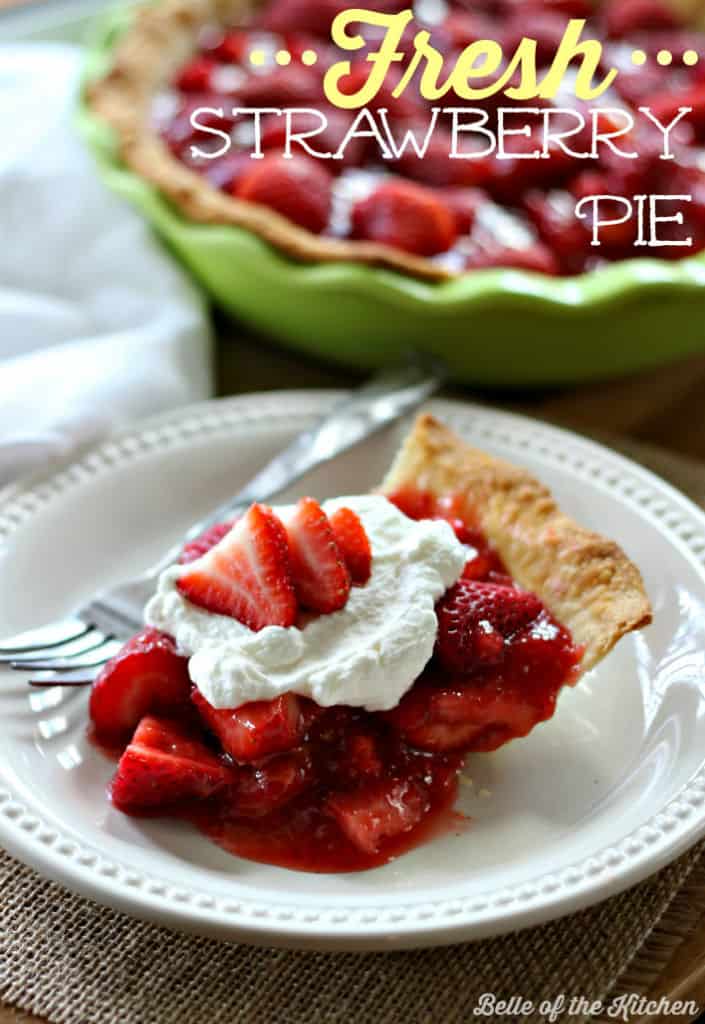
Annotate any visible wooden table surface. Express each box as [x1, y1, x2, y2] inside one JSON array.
[[215, 314, 705, 462]]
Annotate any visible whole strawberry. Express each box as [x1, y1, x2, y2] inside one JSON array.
[[179, 521, 234, 564], [350, 180, 457, 257], [435, 580, 543, 674], [235, 153, 333, 234]]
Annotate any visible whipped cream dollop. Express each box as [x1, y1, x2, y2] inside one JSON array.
[[145, 495, 467, 713]]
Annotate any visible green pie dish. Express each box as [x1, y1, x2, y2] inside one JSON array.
[[78, 6, 705, 388]]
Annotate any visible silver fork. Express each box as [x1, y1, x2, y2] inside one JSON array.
[[0, 361, 445, 688]]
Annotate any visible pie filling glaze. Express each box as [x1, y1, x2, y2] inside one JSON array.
[[91, 495, 581, 872], [88, 418, 651, 874], [97, 0, 705, 278]]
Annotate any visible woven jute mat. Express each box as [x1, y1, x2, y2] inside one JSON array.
[[1, 435, 704, 1024]]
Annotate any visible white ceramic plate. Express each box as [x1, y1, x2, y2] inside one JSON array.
[[1, 392, 705, 951]]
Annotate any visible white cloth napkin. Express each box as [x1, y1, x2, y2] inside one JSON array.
[[0, 43, 213, 488]]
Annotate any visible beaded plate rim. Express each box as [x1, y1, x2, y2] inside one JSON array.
[[1, 391, 705, 949]]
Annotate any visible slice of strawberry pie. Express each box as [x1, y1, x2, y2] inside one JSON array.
[[89, 415, 651, 872]]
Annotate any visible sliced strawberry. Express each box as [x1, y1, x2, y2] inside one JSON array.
[[328, 507, 372, 585], [327, 779, 428, 854], [435, 580, 543, 674], [192, 688, 306, 762], [179, 521, 234, 564], [235, 153, 333, 234], [111, 716, 233, 812], [177, 503, 297, 630], [89, 629, 191, 743], [232, 748, 314, 817], [351, 180, 457, 257], [285, 497, 351, 613]]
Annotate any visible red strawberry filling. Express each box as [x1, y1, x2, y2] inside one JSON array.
[[89, 628, 192, 743], [435, 580, 545, 674], [190, 689, 308, 761], [91, 491, 582, 872], [160, 0, 705, 274], [111, 716, 234, 811], [350, 179, 459, 258], [234, 153, 333, 234]]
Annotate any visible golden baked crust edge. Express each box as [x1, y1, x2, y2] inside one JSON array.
[[380, 414, 652, 672]]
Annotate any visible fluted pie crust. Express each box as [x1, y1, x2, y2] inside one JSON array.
[[380, 415, 652, 672], [86, 0, 457, 282]]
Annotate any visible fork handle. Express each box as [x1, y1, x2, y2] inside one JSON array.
[[151, 360, 445, 575]]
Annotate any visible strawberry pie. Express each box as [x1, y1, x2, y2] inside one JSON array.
[[88, 0, 705, 278], [89, 416, 652, 872]]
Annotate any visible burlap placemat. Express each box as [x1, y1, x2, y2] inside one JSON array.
[[1, 435, 704, 1024], [1, 840, 704, 1024]]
